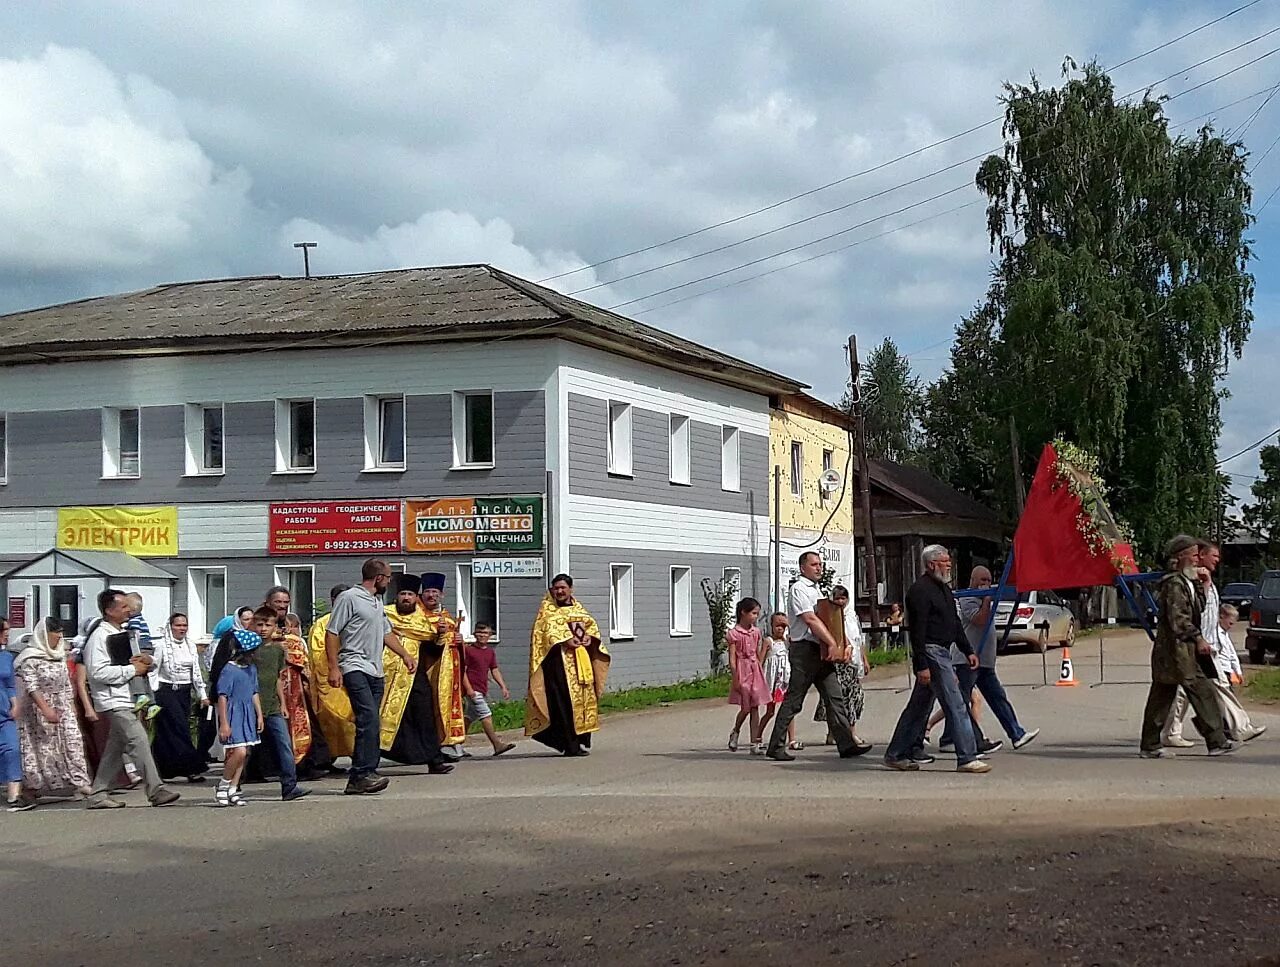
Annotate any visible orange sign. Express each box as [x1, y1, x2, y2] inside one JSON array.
[[404, 496, 543, 554]]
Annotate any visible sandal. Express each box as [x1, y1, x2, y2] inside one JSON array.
[[728, 731, 740, 752], [215, 782, 234, 808], [787, 740, 805, 751], [229, 786, 248, 807]]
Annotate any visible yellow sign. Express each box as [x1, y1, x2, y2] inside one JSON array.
[[57, 506, 179, 557]]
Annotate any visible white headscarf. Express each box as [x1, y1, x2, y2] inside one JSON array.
[[14, 619, 67, 668]]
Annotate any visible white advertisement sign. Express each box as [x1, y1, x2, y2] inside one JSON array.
[[471, 557, 545, 578]]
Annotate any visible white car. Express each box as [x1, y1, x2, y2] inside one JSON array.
[[993, 589, 1077, 653]]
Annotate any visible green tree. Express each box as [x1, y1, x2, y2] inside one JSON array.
[[1242, 445, 1280, 545], [842, 337, 923, 463], [929, 62, 1254, 555]]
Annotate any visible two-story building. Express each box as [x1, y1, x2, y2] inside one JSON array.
[[0, 265, 801, 692]]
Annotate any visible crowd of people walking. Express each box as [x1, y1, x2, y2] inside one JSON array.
[[0, 532, 1268, 811]]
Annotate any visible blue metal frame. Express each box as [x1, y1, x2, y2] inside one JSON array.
[[953, 551, 1021, 650], [1115, 571, 1163, 641]]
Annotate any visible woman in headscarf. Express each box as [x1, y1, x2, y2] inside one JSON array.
[[14, 617, 92, 801], [149, 612, 209, 782]]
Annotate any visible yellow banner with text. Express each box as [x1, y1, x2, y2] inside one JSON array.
[[57, 506, 179, 557]]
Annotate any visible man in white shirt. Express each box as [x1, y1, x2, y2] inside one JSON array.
[[764, 552, 860, 761], [84, 588, 180, 809]]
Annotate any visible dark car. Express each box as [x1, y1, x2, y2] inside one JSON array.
[[1221, 582, 1257, 614], [1244, 571, 1280, 665]]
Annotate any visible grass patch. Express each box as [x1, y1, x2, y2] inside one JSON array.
[[474, 647, 911, 734], [1245, 668, 1280, 704]]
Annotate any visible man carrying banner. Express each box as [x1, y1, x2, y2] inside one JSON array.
[[525, 574, 610, 757], [381, 573, 457, 773]]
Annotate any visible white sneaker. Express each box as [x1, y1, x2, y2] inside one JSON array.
[[957, 760, 992, 774], [1013, 728, 1040, 750], [1162, 737, 1195, 749], [1243, 725, 1267, 742]]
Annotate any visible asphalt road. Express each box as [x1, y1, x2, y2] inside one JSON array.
[[5, 629, 1279, 966]]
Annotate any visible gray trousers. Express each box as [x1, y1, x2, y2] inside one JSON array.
[[88, 709, 167, 803], [766, 640, 856, 755]]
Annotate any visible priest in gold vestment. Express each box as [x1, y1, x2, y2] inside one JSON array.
[[380, 573, 459, 773], [307, 583, 354, 760], [525, 573, 610, 756]]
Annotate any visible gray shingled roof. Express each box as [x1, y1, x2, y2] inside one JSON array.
[[0, 264, 805, 396]]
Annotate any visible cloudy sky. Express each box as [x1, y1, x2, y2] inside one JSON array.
[[2, 1, 1278, 497]]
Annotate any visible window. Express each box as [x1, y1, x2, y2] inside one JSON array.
[[183, 403, 225, 475], [363, 395, 406, 470], [821, 448, 834, 501], [606, 401, 633, 476], [789, 441, 803, 498], [722, 567, 742, 600], [102, 407, 141, 478], [274, 565, 315, 629], [610, 563, 634, 638], [383, 563, 408, 604], [0, 413, 7, 484], [451, 390, 494, 468], [721, 425, 740, 491], [186, 567, 227, 639], [457, 565, 500, 640], [670, 566, 692, 635], [275, 399, 316, 472], [669, 414, 691, 485]]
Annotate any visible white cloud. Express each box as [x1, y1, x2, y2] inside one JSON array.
[[0, 45, 252, 273]]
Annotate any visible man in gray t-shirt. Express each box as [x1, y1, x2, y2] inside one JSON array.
[[324, 559, 417, 793]]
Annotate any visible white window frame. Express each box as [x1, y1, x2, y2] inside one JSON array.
[[606, 401, 633, 477], [183, 402, 225, 476], [185, 566, 228, 641], [722, 567, 742, 600], [451, 389, 496, 470], [669, 565, 692, 637], [102, 406, 142, 479], [610, 563, 635, 639], [669, 414, 691, 486], [273, 564, 316, 627], [789, 441, 804, 498], [456, 564, 501, 641], [274, 398, 317, 474], [721, 425, 740, 492], [0, 411, 7, 485], [820, 448, 834, 503], [363, 394, 407, 472]]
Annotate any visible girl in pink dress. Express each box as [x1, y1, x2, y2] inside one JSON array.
[[727, 598, 770, 754]]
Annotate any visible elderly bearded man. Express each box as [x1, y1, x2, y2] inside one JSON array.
[[380, 573, 454, 774], [525, 574, 610, 757]]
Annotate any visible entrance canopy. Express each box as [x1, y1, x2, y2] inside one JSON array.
[[2, 549, 176, 583]]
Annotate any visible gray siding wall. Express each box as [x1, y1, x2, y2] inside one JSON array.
[[166, 553, 544, 697], [0, 391, 546, 507], [566, 394, 768, 516], [568, 545, 768, 688]]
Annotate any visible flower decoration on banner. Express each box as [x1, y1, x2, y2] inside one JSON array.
[[1048, 437, 1134, 571]]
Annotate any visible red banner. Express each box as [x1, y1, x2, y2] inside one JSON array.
[[268, 500, 402, 556]]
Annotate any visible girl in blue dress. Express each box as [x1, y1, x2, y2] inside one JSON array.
[[215, 629, 263, 807]]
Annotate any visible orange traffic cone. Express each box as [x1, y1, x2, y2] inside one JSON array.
[[1055, 647, 1079, 687]]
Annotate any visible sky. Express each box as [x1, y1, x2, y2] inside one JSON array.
[[2, 0, 1278, 502]]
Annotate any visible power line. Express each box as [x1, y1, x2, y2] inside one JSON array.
[[539, 1, 1270, 285], [1218, 428, 1280, 464]]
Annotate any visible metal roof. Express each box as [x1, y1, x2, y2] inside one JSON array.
[[0, 264, 806, 397], [1, 549, 176, 582]]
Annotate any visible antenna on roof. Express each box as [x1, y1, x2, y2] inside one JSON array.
[[293, 241, 317, 279]]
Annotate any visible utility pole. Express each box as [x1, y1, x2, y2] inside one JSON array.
[[1009, 414, 1027, 517], [293, 241, 317, 278], [773, 466, 782, 613], [848, 335, 882, 634]]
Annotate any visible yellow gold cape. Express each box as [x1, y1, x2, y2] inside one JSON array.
[[524, 594, 610, 737], [306, 613, 354, 759], [382, 605, 467, 748]]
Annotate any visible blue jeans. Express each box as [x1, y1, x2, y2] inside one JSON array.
[[343, 670, 385, 781], [940, 663, 990, 748], [886, 644, 978, 766], [974, 666, 1026, 742], [262, 714, 298, 796]]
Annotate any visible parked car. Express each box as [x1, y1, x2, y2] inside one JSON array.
[[993, 588, 1076, 653], [1221, 582, 1257, 614], [1245, 571, 1280, 665]]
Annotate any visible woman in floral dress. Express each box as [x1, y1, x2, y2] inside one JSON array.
[[15, 617, 91, 799]]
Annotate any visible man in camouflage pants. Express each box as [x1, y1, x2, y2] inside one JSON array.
[[1139, 534, 1236, 759]]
